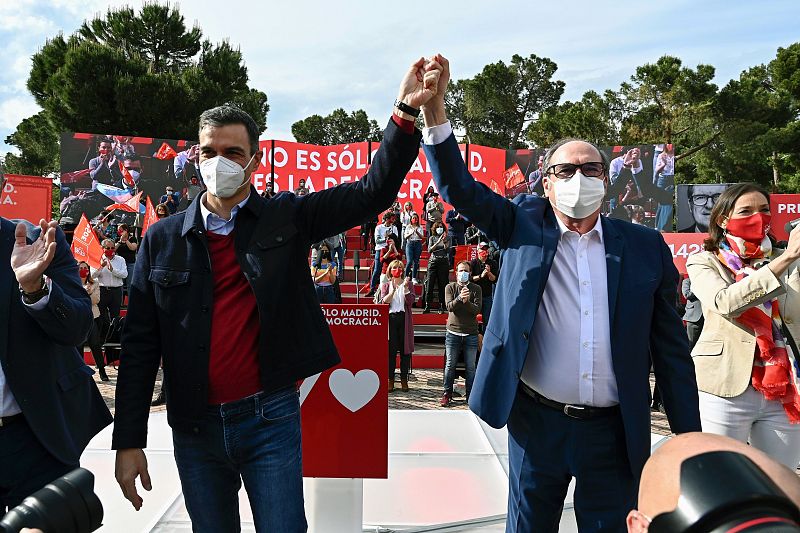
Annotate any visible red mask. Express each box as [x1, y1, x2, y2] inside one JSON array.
[[477, 250, 489, 260], [390, 268, 403, 278], [79, 268, 90, 278], [725, 213, 771, 244], [104, 249, 115, 258]]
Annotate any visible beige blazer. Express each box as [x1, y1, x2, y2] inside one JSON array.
[[686, 250, 800, 397]]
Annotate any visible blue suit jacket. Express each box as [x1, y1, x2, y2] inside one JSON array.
[[0, 218, 112, 465], [424, 134, 701, 476]]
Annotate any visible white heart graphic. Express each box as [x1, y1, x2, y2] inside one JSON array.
[[328, 369, 379, 413]]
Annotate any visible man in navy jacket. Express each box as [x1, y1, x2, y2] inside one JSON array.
[[419, 55, 700, 533], [114, 58, 443, 531], [0, 169, 112, 512]]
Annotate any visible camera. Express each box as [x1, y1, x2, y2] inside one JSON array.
[[0, 468, 103, 533], [649, 451, 800, 532]]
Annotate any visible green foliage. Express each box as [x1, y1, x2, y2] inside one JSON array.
[[292, 108, 382, 145], [13, 1, 268, 167], [451, 54, 564, 149], [526, 90, 619, 147], [3, 111, 59, 176]]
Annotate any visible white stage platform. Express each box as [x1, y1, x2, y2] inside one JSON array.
[[83, 410, 668, 532]]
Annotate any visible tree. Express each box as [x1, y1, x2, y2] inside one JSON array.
[[526, 90, 620, 147], [455, 54, 564, 149], [14, 2, 268, 166], [292, 108, 382, 145], [3, 111, 60, 176]]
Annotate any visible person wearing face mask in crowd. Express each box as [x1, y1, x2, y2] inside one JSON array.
[[160, 186, 182, 215], [115, 223, 138, 297], [403, 213, 424, 283], [419, 55, 700, 532], [113, 55, 442, 532], [424, 220, 450, 314], [379, 234, 404, 285], [311, 245, 337, 304], [469, 242, 498, 328], [686, 183, 800, 470], [78, 261, 109, 381], [379, 260, 415, 392], [155, 203, 169, 219], [441, 261, 482, 407], [93, 238, 128, 338]]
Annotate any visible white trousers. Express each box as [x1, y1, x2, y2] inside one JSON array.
[[699, 386, 800, 470]]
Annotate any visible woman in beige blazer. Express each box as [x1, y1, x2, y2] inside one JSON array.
[[687, 182, 800, 469], [79, 261, 109, 381]]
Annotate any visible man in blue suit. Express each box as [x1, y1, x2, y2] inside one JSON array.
[[419, 55, 700, 532], [0, 168, 112, 512]]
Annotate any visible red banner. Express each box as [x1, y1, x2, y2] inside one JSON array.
[[769, 194, 800, 241], [252, 140, 507, 218], [663, 233, 707, 275], [300, 304, 388, 478], [0, 174, 52, 223], [453, 244, 478, 267], [71, 213, 103, 269]]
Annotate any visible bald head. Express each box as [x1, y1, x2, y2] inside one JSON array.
[[627, 433, 800, 532]]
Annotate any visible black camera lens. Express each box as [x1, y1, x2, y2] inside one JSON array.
[[0, 468, 103, 533]]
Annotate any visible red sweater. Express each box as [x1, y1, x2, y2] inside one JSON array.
[[206, 231, 262, 404]]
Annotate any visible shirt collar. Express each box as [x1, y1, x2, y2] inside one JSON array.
[[199, 191, 251, 230], [554, 212, 604, 243]]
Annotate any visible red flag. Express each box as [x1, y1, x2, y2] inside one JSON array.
[[142, 196, 158, 236], [107, 191, 143, 213], [154, 142, 178, 160], [71, 214, 103, 269], [118, 160, 136, 188], [490, 179, 502, 195], [503, 163, 525, 189]]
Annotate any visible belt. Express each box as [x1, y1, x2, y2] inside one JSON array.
[[0, 413, 24, 428], [519, 381, 619, 420]]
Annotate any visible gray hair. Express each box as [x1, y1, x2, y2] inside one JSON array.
[[198, 105, 260, 156], [542, 138, 609, 176]]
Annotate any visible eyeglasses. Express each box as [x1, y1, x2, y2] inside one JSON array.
[[103, 247, 115, 250], [690, 193, 721, 207], [545, 162, 605, 179]]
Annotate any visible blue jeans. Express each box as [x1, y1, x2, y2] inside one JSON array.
[[653, 173, 675, 231], [172, 388, 306, 533], [370, 249, 382, 290], [315, 284, 335, 304], [405, 240, 422, 279], [443, 332, 478, 397]]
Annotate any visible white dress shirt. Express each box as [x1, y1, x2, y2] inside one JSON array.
[[520, 215, 617, 406], [91, 254, 128, 287], [388, 283, 407, 313]]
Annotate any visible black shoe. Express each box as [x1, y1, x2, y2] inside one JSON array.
[[151, 391, 166, 406], [98, 368, 110, 382]]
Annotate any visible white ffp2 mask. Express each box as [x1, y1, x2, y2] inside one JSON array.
[[551, 171, 606, 219], [200, 154, 255, 199]]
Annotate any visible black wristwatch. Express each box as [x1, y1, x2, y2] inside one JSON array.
[[394, 99, 421, 118], [20, 277, 49, 305]]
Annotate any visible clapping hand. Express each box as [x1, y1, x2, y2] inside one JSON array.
[[397, 57, 443, 111], [460, 286, 470, 303], [11, 219, 56, 293]]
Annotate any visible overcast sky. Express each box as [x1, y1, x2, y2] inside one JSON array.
[[1, 0, 798, 155]]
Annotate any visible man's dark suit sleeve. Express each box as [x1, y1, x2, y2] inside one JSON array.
[[650, 235, 702, 433], [112, 232, 162, 450], [296, 119, 422, 245], [423, 133, 516, 249], [24, 227, 92, 347]]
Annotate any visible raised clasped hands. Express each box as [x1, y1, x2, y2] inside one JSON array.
[[11, 219, 57, 293], [397, 56, 444, 111]]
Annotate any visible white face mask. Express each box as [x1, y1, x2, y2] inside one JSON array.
[[457, 271, 470, 283], [200, 154, 255, 199], [550, 171, 606, 219], [436, 227, 444, 235]]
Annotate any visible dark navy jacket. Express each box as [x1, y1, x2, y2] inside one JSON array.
[[113, 120, 421, 449], [423, 133, 701, 476], [0, 219, 112, 465]]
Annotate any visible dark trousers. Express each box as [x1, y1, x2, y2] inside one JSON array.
[[85, 317, 105, 369], [388, 311, 410, 381], [0, 416, 77, 512], [686, 317, 704, 350], [425, 257, 449, 310], [98, 286, 123, 335], [506, 388, 636, 533]]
